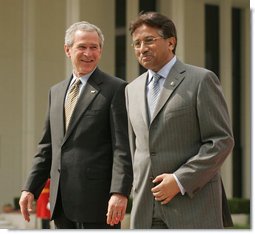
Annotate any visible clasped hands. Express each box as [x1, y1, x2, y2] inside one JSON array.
[[151, 173, 180, 205]]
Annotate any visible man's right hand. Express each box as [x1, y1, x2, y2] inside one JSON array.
[[19, 191, 34, 222]]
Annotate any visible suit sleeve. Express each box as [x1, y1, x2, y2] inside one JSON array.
[[109, 82, 133, 196], [125, 86, 136, 161], [175, 71, 234, 198], [22, 90, 52, 199]]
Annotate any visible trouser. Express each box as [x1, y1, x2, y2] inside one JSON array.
[[53, 192, 120, 229], [151, 200, 168, 229], [41, 219, 50, 229]]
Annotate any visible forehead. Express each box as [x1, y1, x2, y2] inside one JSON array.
[[132, 24, 159, 40], [73, 30, 100, 44]]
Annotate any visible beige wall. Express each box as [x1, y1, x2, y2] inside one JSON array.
[[0, 0, 117, 210], [0, 0, 23, 209], [0, 0, 250, 210], [80, 0, 115, 75]]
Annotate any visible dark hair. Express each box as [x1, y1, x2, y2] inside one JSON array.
[[129, 11, 177, 54]]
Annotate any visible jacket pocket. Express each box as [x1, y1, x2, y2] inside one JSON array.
[[165, 105, 194, 119], [86, 167, 111, 180]]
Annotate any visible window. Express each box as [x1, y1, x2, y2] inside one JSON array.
[[115, 0, 126, 80], [139, 0, 156, 74], [205, 4, 220, 77], [232, 7, 242, 197]]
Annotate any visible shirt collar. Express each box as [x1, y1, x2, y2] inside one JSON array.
[[71, 67, 96, 86], [148, 55, 177, 83]]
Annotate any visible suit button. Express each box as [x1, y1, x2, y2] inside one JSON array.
[[193, 187, 200, 194], [151, 152, 156, 157], [58, 169, 61, 173], [62, 144, 71, 151]]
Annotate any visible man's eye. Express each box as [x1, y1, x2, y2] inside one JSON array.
[[144, 38, 154, 43], [134, 41, 141, 47]]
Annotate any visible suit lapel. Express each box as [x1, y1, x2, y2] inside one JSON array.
[[62, 69, 101, 144], [138, 72, 150, 127], [53, 78, 71, 139], [151, 60, 186, 123]]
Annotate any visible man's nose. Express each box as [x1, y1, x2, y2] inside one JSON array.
[[139, 41, 149, 52], [82, 48, 92, 55]]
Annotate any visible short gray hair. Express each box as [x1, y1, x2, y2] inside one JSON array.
[[65, 21, 104, 48]]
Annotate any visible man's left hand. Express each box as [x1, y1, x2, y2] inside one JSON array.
[[151, 173, 180, 205], [106, 193, 128, 226]]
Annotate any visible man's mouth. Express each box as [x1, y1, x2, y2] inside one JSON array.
[[81, 59, 93, 63], [141, 55, 152, 62]]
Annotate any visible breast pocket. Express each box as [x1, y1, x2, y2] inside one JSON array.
[[165, 105, 194, 119], [84, 109, 104, 116]]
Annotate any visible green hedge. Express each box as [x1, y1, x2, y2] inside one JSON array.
[[126, 197, 132, 213], [126, 197, 250, 215], [228, 198, 250, 214], [126, 197, 250, 229]]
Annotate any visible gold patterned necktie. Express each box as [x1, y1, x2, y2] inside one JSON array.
[[65, 78, 81, 130]]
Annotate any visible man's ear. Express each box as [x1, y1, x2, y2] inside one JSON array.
[[168, 37, 176, 52], [64, 45, 71, 58]]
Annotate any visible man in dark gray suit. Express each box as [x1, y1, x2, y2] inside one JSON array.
[[19, 21, 133, 229], [125, 12, 234, 229]]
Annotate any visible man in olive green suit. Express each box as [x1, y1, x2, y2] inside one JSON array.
[[125, 12, 234, 229]]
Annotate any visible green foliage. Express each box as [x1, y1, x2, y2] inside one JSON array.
[[126, 197, 133, 213], [231, 224, 250, 229], [228, 198, 250, 214], [126, 197, 251, 229], [227, 198, 250, 229]]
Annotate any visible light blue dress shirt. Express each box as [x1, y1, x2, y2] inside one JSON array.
[[65, 68, 96, 101], [147, 55, 177, 93]]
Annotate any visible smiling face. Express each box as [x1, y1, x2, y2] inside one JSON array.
[[132, 24, 176, 72], [64, 30, 102, 77]]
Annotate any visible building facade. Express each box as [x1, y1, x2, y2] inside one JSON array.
[[0, 0, 250, 210]]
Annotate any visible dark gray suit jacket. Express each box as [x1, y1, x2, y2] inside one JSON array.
[[125, 59, 234, 228], [23, 68, 133, 223]]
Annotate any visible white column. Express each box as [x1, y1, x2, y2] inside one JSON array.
[[158, 0, 174, 16], [126, 0, 139, 82], [65, 0, 80, 78], [219, 0, 233, 197], [159, 0, 204, 66], [21, 0, 36, 183], [183, 0, 204, 66], [169, 0, 186, 62], [66, 0, 80, 24], [78, 0, 115, 75], [251, 2, 255, 213], [242, 6, 251, 198]]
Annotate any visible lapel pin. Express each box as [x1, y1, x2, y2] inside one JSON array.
[[170, 81, 175, 86], [91, 90, 96, 93]]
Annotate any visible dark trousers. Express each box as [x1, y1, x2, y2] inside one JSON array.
[[41, 219, 50, 229], [151, 200, 168, 229], [53, 193, 120, 229]]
